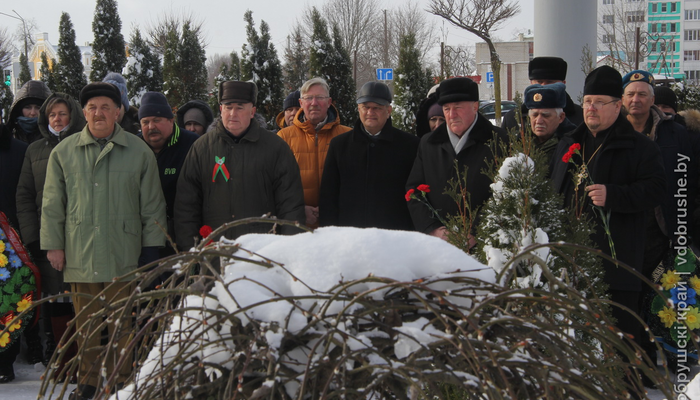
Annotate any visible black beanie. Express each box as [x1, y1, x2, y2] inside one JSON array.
[[138, 92, 174, 120], [583, 66, 623, 98], [80, 82, 122, 108], [437, 77, 479, 105], [529, 57, 568, 81], [283, 90, 301, 110], [654, 86, 678, 112]]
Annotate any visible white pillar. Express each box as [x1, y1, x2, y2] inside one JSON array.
[[534, 0, 597, 101]]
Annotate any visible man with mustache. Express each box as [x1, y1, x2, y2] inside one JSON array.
[[277, 77, 351, 228], [522, 82, 576, 163], [41, 82, 166, 399], [138, 92, 199, 257]]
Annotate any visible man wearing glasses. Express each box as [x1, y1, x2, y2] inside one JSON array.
[[550, 66, 665, 382], [277, 77, 351, 228]]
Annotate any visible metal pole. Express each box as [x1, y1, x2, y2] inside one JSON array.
[[383, 9, 388, 67], [635, 27, 640, 70]]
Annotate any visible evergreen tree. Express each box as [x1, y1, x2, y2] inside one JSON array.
[[241, 11, 284, 125], [124, 28, 162, 107], [229, 51, 241, 81], [18, 53, 32, 86], [392, 33, 434, 134], [39, 51, 57, 91], [309, 8, 356, 125], [283, 26, 309, 92], [0, 76, 13, 122], [55, 12, 87, 99], [90, 0, 127, 82], [161, 21, 207, 108], [179, 21, 208, 104]]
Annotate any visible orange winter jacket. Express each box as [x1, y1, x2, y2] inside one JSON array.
[[277, 105, 351, 210]]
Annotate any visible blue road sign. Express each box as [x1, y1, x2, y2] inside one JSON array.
[[486, 72, 494, 83], [377, 68, 394, 81]]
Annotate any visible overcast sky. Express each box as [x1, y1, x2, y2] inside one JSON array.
[[4, 0, 534, 62]]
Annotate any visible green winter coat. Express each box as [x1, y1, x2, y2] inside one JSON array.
[[40, 123, 166, 282]]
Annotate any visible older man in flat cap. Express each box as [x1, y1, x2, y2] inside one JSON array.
[[174, 81, 305, 250], [550, 67, 665, 385], [502, 56, 584, 134], [406, 77, 508, 245], [523, 82, 576, 163], [41, 82, 166, 399]]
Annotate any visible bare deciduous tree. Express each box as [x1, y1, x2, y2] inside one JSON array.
[[0, 28, 13, 69], [428, 0, 520, 123], [597, 0, 646, 73], [443, 44, 476, 78]]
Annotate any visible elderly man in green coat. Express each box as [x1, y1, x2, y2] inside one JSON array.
[[40, 82, 166, 400]]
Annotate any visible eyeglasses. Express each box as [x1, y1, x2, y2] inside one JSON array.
[[582, 99, 618, 110], [300, 96, 330, 102]]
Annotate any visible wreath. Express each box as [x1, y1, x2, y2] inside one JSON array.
[[0, 212, 40, 352]]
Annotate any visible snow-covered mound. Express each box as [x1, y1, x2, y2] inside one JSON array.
[[113, 227, 494, 399]]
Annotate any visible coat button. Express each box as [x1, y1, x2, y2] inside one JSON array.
[[95, 182, 98, 186]]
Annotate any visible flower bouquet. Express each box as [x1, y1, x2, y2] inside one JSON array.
[[648, 247, 700, 364], [0, 212, 40, 351]]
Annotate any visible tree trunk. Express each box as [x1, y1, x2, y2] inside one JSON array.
[[486, 39, 502, 125]]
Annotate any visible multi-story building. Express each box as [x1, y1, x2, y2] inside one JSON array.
[[5, 32, 92, 93], [475, 34, 533, 101], [597, 0, 700, 83]]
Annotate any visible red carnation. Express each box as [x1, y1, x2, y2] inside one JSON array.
[[417, 184, 431, 193], [570, 143, 581, 152], [562, 152, 573, 163], [199, 225, 213, 238], [405, 189, 415, 202]]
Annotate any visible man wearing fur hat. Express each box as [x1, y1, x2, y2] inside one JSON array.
[[138, 92, 199, 256], [40, 82, 166, 399], [550, 67, 665, 380], [174, 81, 305, 250], [502, 57, 584, 134], [523, 82, 576, 163], [406, 77, 508, 244]]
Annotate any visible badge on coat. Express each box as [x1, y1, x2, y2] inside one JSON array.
[[212, 156, 230, 182]]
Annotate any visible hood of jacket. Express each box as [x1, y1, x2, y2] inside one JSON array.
[[680, 109, 700, 133], [37, 92, 86, 143], [8, 80, 52, 125], [176, 100, 214, 132]]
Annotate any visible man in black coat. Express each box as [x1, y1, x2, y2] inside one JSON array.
[[138, 92, 199, 256], [550, 66, 665, 363], [319, 82, 418, 230], [502, 57, 584, 134], [406, 77, 508, 245]]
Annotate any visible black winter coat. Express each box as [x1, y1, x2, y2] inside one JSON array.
[[319, 118, 418, 230], [550, 114, 666, 291], [8, 80, 52, 144], [0, 123, 28, 229], [406, 114, 508, 234], [174, 119, 305, 249], [139, 124, 199, 223]]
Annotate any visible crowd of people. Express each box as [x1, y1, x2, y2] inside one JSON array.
[[0, 56, 697, 398]]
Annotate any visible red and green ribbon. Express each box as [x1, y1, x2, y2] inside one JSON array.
[[212, 156, 230, 182]]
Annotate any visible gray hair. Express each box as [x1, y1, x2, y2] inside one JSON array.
[[301, 77, 330, 97]]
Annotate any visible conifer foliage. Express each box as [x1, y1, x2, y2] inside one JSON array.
[[162, 21, 208, 109], [309, 8, 357, 125], [18, 53, 32, 86], [208, 52, 241, 118], [241, 11, 284, 126], [392, 33, 434, 134], [124, 28, 163, 107], [283, 26, 309, 92], [39, 52, 57, 92], [90, 0, 127, 82], [55, 12, 87, 99]]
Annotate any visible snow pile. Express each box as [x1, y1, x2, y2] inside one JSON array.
[[481, 153, 553, 287], [113, 227, 494, 399]]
